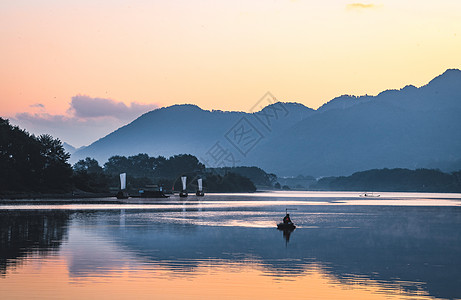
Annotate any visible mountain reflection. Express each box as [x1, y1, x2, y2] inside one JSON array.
[[80, 207, 461, 299], [0, 211, 70, 275], [1, 206, 460, 299]]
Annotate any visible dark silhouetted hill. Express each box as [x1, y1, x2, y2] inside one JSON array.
[[248, 69, 461, 176], [72, 69, 461, 176], [72, 102, 314, 165], [310, 168, 461, 192]]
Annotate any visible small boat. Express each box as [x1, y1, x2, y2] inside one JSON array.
[[139, 189, 169, 198], [196, 178, 204, 196], [359, 192, 380, 197], [277, 209, 297, 231], [277, 222, 296, 230], [136, 184, 169, 198], [116, 190, 129, 199], [179, 176, 188, 197], [116, 173, 129, 199]]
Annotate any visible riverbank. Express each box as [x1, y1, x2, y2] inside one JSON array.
[[1, 191, 460, 208], [0, 191, 114, 200]]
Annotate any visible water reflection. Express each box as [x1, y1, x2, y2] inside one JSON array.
[[1, 203, 461, 299], [0, 211, 70, 276]]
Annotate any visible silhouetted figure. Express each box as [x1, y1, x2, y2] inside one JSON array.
[[277, 212, 296, 232], [283, 213, 292, 224]]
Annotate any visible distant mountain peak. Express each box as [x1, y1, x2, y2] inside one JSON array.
[[435, 68, 461, 79], [63, 142, 76, 154], [138, 104, 205, 120], [145, 102, 313, 116], [401, 84, 417, 91], [441, 68, 461, 75], [426, 68, 461, 88], [256, 101, 313, 113], [159, 104, 203, 111], [317, 94, 373, 112]]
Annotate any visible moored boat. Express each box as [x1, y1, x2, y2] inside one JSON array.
[[136, 184, 169, 198], [196, 178, 204, 196], [116, 173, 129, 199], [179, 176, 188, 197], [139, 189, 169, 198]]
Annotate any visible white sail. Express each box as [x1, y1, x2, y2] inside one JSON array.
[[181, 176, 187, 190], [120, 173, 126, 190], [198, 178, 203, 191]]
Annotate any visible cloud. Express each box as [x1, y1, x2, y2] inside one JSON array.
[[68, 95, 158, 120], [11, 95, 160, 148], [15, 112, 67, 125], [346, 3, 377, 10], [30, 103, 45, 108], [12, 112, 127, 148]]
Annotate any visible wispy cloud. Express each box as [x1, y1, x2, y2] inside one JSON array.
[[68, 95, 158, 121], [346, 3, 377, 10], [30, 103, 45, 108]]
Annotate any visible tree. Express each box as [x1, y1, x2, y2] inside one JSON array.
[[37, 134, 73, 191], [73, 157, 103, 174], [0, 118, 43, 191], [0, 119, 72, 193], [127, 153, 156, 178], [156, 154, 205, 179], [72, 157, 109, 193], [204, 172, 256, 192], [104, 155, 130, 176]]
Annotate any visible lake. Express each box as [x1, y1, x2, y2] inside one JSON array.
[[1, 191, 461, 299]]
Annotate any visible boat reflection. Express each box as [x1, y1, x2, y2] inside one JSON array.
[[281, 228, 294, 244]]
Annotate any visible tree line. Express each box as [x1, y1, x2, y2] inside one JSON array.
[[73, 154, 258, 193], [0, 118, 257, 195], [310, 168, 461, 192]]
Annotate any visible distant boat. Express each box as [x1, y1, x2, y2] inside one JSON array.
[[359, 192, 380, 197], [196, 178, 204, 196], [139, 190, 169, 198], [116, 173, 129, 199], [179, 176, 188, 197], [137, 184, 169, 198]]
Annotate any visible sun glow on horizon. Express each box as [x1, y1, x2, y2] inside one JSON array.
[[1, 0, 460, 145]]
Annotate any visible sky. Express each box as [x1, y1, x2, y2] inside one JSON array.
[[1, 0, 461, 147]]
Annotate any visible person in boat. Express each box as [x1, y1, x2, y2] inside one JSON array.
[[283, 213, 292, 224]]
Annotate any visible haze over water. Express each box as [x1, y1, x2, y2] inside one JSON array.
[[1, 191, 461, 299]]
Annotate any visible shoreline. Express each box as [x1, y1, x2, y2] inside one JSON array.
[[0, 190, 266, 201], [0, 192, 114, 200], [2, 189, 461, 200], [1, 190, 460, 207]]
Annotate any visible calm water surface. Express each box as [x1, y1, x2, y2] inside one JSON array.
[[1, 191, 461, 299]]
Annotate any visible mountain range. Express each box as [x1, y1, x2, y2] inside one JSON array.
[[72, 69, 461, 177]]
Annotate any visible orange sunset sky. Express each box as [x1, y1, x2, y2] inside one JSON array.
[[1, 0, 460, 146]]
